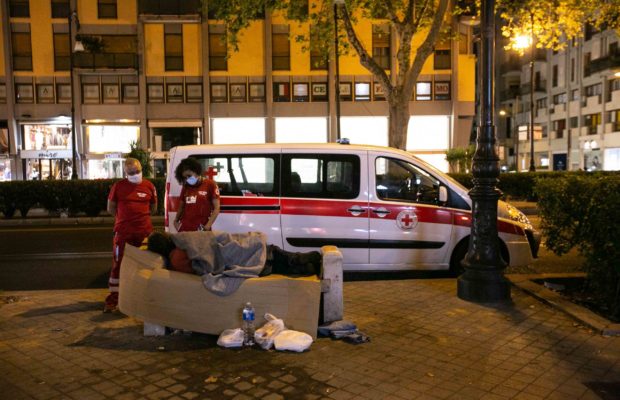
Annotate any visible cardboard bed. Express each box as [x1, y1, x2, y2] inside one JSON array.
[[118, 244, 343, 339]]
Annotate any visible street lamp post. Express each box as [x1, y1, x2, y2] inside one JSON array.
[[457, 0, 510, 302], [333, 0, 344, 141], [528, 12, 536, 172], [68, 10, 79, 179]]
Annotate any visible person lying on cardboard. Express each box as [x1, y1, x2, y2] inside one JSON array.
[[147, 231, 320, 296]]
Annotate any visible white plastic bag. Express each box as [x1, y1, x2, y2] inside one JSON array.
[[273, 330, 313, 352], [254, 313, 286, 350], [217, 328, 244, 348]]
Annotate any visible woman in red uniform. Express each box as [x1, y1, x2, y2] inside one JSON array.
[[173, 157, 220, 232]]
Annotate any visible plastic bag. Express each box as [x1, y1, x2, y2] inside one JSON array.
[[217, 328, 244, 348], [274, 330, 313, 352], [254, 313, 286, 350]]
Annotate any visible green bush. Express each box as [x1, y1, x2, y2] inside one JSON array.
[[0, 177, 166, 219], [535, 174, 620, 319], [448, 171, 620, 201]]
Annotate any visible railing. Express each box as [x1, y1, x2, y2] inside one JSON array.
[[520, 80, 547, 95], [73, 53, 138, 69], [500, 87, 520, 101], [138, 0, 201, 15], [586, 51, 620, 75]]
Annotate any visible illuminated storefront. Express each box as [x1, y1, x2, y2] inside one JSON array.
[[20, 122, 73, 180], [85, 124, 139, 179]]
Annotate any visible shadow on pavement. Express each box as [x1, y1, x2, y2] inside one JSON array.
[[69, 326, 217, 352], [18, 301, 102, 317]]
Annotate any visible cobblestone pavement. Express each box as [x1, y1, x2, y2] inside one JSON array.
[[2, 280, 619, 400]]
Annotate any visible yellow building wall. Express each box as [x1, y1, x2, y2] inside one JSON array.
[[77, 0, 137, 25], [214, 21, 264, 76], [145, 24, 202, 76], [457, 54, 476, 102], [24, 0, 55, 76]]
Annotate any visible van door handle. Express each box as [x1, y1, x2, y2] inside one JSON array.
[[347, 205, 364, 216], [372, 207, 390, 217]]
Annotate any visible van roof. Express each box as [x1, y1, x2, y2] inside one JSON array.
[[172, 143, 413, 156]]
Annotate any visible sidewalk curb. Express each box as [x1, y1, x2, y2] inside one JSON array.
[[0, 216, 165, 227], [507, 273, 620, 336]]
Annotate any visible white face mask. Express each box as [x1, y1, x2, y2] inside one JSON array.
[[185, 175, 199, 186], [127, 172, 142, 184]]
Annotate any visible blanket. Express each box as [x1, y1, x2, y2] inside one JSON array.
[[171, 231, 267, 296]]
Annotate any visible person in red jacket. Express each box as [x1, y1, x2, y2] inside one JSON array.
[[173, 157, 220, 232], [104, 157, 157, 313]]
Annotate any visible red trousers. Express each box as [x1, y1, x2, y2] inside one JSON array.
[[105, 231, 150, 307]]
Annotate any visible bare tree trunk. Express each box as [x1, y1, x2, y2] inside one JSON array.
[[388, 93, 410, 149]]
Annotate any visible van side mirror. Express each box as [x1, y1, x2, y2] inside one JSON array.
[[439, 186, 448, 203]]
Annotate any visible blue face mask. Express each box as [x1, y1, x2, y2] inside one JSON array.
[[185, 175, 198, 186]]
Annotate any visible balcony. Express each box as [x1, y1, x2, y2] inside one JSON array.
[[138, 0, 201, 15], [585, 51, 620, 76], [500, 58, 522, 75], [500, 87, 520, 101], [520, 80, 547, 95], [74, 53, 138, 70]]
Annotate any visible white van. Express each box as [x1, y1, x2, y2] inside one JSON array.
[[166, 143, 539, 272]]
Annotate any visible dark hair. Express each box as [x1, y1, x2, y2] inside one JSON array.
[[174, 157, 203, 184], [147, 232, 176, 258]]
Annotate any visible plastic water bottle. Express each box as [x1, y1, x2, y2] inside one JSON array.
[[242, 302, 255, 346]]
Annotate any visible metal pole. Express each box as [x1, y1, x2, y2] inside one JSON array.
[[457, 0, 510, 303], [528, 12, 536, 172], [69, 11, 78, 179], [333, 2, 341, 140], [514, 96, 519, 171]]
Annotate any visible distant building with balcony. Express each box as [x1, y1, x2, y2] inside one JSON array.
[[497, 25, 620, 171], [0, 0, 478, 180]]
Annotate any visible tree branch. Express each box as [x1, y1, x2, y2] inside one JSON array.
[[414, 0, 431, 31], [404, 0, 450, 96], [404, 0, 415, 24], [385, 0, 403, 27], [338, 4, 391, 89]]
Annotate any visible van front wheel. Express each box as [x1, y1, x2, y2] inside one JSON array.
[[449, 238, 511, 277]]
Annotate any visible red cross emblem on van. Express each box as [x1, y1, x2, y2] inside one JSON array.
[[396, 210, 418, 230]]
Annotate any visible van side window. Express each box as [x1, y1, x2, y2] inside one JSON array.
[[191, 155, 278, 196], [283, 154, 359, 199], [375, 157, 440, 204]]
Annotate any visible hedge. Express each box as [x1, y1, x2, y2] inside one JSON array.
[[535, 174, 620, 320], [448, 171, 620, 201], [0, 178, 166, 218]]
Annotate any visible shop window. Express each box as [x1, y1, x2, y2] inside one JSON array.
[[185, 83, 202, 103], [23, 124, 71, 150], [275, 117, 328, 143], [230, 83, 247, 102], [375, 157, 440, 205], [82, 83, 101, 104], [9, 0, 29, 17], [56, 84, 71, 103], [372, 25, 390, 70], [209, 25, 227, 71], [249, 83, 265, 102], [98, 0, 117, 19], [102, 83, 120, 104], [272, 26, 290, 71], [147, 83, 164, 103], [273, 82, 291, 102], [293, 83, 309, 102], [415, 81, 432, 101], [53, 33, 70, 71], [165, 26, 183, 71], [51, 0, 70, 18], [311, 82, 327, 102], [354, 82, 370, 101], [36, 84, 55, 103], [310, 26, 327, 70], [283, 154, 359, 200], [122, 84, 139, 103], [166, 83, 184, 103], [339, 82, 352, 101], [373, 82, 385, 101], [210, 83, 227, 103], [11, 31, 32, 71], [434, 81, 450, 100], [15, 83, 34, 103]]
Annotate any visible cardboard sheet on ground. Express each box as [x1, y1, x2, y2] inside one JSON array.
[[119, 245, 321, 338]]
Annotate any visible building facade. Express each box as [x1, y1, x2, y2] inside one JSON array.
[[0, 0, 477, 181], [497, 25, 620, 172]]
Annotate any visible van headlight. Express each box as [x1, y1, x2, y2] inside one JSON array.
[[506, 203, 532, 228]]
